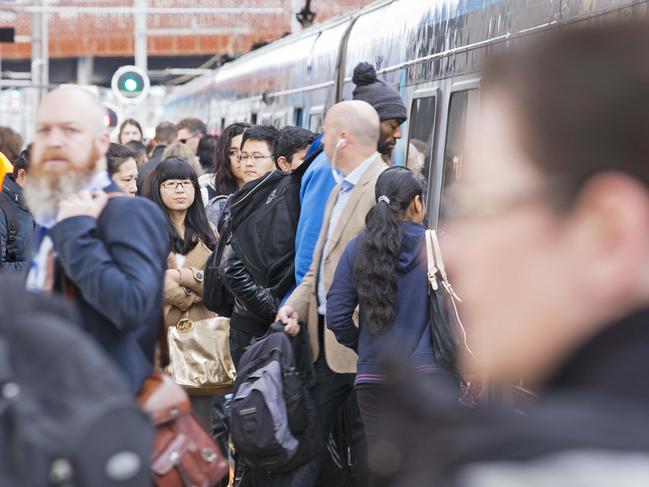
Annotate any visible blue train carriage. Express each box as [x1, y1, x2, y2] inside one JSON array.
[[163, 0, 646, 227]]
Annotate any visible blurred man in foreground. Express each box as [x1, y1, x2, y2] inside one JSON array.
[[25, 86, 168, 393], [377, 21, 649, 487]]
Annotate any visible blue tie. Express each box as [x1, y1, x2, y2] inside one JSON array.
[[341, 180, 353, 193]]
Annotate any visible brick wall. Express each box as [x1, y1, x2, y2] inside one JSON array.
[[0, 0, 375, 60]]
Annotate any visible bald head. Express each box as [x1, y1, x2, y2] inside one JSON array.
[[325, 100, 380, 148], [38, 86, 107, 135], [31, 86, 110, 183], [323, 100, 380, 174]]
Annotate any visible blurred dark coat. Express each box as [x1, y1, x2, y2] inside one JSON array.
[[376, 309, 649, 487], [48, 181, 169, 393]]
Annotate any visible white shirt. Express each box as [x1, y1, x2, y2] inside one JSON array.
[[317, 153, 379, 315]]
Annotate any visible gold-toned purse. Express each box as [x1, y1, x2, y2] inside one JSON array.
[[167, 312, 236, 394]]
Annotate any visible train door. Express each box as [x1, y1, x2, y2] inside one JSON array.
[[429, 79, 480, 228]]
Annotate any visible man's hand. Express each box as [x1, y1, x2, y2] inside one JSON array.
[[57, 190, 109, 222], [276, 305, 301, 336], [165, 269, 181, 283]]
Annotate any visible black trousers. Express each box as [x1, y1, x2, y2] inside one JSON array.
[[355, 372, 459, 485], [229, 327, 259, 369]]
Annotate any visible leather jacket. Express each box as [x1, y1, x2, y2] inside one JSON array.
[[220, 243, 279, 335]]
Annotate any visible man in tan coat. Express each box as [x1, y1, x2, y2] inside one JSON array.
[[277, 100, 386, 483]]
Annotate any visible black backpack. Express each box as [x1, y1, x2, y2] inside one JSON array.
[[0, 190, 20, 262], [230, 324, 321, 474], [0, 275, 153, 487]]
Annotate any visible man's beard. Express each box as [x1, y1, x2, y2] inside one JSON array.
[[24, 146, 101, 220], [377, 136, 394, 156]]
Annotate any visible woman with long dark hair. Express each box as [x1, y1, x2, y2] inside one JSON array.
[[118, 118, 143, 145], [326, 166, 449, 471], [205, 122, 250, 226], [148, 158, 234, 428]]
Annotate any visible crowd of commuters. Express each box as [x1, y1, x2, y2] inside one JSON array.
[[2, 21, 649, 486]]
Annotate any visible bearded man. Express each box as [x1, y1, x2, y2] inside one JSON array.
[[25, 87, 169, 393]]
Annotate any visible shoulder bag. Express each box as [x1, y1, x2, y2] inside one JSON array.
[[167, 312, 236, 394], [424, 229, 473, 371], [137, 372, 229, 486]]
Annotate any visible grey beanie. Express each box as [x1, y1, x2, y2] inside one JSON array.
[[352, 62, 408, 123]]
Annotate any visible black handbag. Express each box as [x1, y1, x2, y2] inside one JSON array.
[[203, 212, 235, 317], [424, 229, 472, 371]]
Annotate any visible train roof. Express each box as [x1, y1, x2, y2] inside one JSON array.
[[168, 0, 393, 101]]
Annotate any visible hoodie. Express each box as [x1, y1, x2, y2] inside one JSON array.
[[326, 221, 437, 384]]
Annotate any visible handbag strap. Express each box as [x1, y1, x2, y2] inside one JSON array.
[[427, 230, 462, 302], [425, 229, 475, 359], [425, 229, 440, 291]]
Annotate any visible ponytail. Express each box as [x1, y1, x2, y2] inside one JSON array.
[[353, 167, 425, 335]]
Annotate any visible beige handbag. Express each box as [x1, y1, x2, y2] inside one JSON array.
[[167, 313, 236, 394]]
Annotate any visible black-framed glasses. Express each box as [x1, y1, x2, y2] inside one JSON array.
[[160, 180, 194, 191], [237, 152, 273, 163]]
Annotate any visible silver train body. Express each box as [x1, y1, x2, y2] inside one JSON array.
[[164, 0, 648, 226]]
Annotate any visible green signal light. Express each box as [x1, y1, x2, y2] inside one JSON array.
[[112, 66, 149, 103], [123, 78, 138, 92]]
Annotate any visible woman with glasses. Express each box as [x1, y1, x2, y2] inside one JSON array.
[[205, 122, 251, 227], [148, 158, 226, 427]]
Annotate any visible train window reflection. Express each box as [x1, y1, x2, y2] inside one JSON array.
[[406, 96, 436, 185], [440, 88, 479, 223]]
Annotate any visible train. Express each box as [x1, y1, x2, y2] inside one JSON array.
[[163, 0, 647, 227]]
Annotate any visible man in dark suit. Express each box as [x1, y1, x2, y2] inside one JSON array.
[[24, 86, 169, 393], [137, 121, 177, 195]]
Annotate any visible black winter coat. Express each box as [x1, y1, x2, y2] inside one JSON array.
[[218, 162, 312, 336], [0, 176, 35, 273], [220, 242, 280, 336]]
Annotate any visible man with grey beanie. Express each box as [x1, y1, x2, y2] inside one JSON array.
[[352, 62, 408, 157]]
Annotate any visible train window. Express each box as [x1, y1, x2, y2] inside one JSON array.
[[309, 113, 323, 133], [272, 113, 286, 129], [251, 113, 258, 125], [294, 107, 303, 127], [439, 88, 479, 222], [406, 96, 436, 184]]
